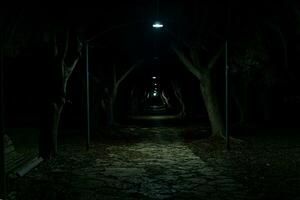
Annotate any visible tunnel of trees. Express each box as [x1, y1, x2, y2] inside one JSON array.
[[1, 1, 300, 199]]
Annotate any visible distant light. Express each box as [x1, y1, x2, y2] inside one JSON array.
[[153, 91, 158, 96], [152, 76, 157, 79], [152, 22, 163, 28]]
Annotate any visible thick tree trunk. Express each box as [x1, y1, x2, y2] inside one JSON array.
[[200, 75, 225, 137], [38, 29, 81, 159], [39, 99, 64, 159]]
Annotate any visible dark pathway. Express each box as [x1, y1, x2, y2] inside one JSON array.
[[12, 127, 250, 200]]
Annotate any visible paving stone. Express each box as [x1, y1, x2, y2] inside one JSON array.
[[15, 126, 249, 200]]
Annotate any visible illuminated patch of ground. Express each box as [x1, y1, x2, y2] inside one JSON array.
[[10, 127, 300, 200]]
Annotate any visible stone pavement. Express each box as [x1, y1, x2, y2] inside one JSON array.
[[14, 127, 250, 200]]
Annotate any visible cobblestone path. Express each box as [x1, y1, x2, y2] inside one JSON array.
[[15, 127, 250, 200]]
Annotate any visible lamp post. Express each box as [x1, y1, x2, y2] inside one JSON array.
[[226, 5, 231, 150], [85, 42, 90, 150], [225, 40, 229, 149], [0, 47, 6, 199]]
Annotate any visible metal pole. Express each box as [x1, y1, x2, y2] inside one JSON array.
[[0, 47, 6, 199], [225, 40, 229, 149], [85, 42, 90, 150]]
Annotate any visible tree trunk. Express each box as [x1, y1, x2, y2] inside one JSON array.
[[107, 99, 114, 126], [260, 88, 271, 122], [173, 85, 185, 118], [240, 82, 249, 125], [178, 96, 186, 118], [39, 99, 64, 159], [200, 75, 225, 137], [106, 88, 117, 126], [232, 80, 249, 128]]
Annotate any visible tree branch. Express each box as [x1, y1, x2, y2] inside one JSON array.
[[171, 81, 185, 117], [7, 8, 25, 45], [63, 35, 82, 81], [64, 56, 80, 80], [53, 33, 58, 57], [190, 47, 201, 69], [265, 21, 288, 70], [62, 33, 82, 94], [63, 30, 70, 60], [171, 44, 203, 80], [208, 45, 225, 69], [116, 59, 143, 87], [113, 64, 117, 87]]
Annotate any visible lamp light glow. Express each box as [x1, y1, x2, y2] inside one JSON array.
[[152, 22, 163, 28]]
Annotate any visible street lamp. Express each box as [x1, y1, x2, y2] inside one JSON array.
[[152, 21, 163, 28]]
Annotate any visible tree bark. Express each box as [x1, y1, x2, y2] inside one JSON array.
[[39, 98, 64, 159], [103, 61, 142, 127], [260, 88, 271, 122], [107, 98, 114, 126], [172, 82, 185, 118], [38, 29, 81, 159], [107, 88, 117, 126], [172, 45, 225, 138], [231, 79, 249, 128], [200, 74, 225, 137]]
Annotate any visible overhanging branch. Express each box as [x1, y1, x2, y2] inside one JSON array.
[[116, 59, 143, 87], [208, 45, 225, 69], [190, 48, 202, 69], [171, 44, 203, 80]]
